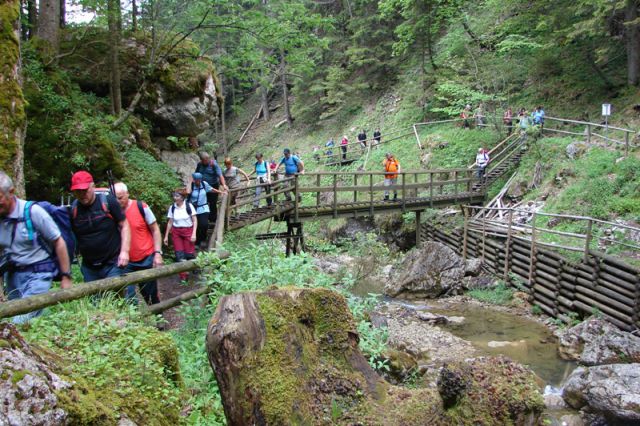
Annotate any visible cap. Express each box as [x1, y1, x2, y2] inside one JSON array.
[[283, 148, 291, 154], [70, 171, 94, 190], [192, 172, 203, 180]]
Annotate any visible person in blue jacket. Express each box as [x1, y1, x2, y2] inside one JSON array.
[[187, 172, 225, 248], [277, 149, 304, 202]]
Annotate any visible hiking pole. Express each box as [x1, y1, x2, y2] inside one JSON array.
[[107, 170, 116, 195]]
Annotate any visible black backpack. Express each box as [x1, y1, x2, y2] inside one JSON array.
[[171, 203, 193, 216]]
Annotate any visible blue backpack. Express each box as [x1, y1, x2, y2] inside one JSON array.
[[24, 201, 76, 280]]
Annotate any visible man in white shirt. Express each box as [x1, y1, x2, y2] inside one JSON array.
[[476, 148, 490, 180]]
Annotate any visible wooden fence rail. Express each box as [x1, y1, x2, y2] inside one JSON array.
[[421, 210, 640, 332]]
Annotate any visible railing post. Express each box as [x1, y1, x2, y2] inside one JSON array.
[[481, 213, 486, 263], [586, 124, 591, 144], [414, 173, 419, 198], [462, 206, 469, 261], [316, 174, 321, 207], [429, 172, 434, 208], [625, 132, 630, 156], [416, 210, 422, 248], [528, 212, 537, 287], [401, 173, 406, 211], [454, 170, 458, 203], [332, 174, 338, 218], [584, 219, 593, 261], [369, 173, 374, 216], [413, 124, 422, 150], [504, 209, 513, 282], [294, 174, 299, 222], [354, 174, 358, 203], [225, 189, 231, 230]]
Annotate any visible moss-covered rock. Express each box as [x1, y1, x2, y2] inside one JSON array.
[[206, 287, 544, 425]]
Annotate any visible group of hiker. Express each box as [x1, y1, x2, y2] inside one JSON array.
[[323, 129, 382, 162], [462, 104, 545, 135]]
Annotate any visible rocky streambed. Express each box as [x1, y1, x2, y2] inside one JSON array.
[[315, 238, 640, 426]]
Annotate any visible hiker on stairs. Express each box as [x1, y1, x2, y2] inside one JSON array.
[[476, 148, 490, 180], [277, 149, 304, 202], [114, 182, 162, 305], [195, 152, 228, 224], [383, 153, 401, 201], [0, 171, 73, 323]]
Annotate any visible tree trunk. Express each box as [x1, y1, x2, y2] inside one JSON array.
[[108, 0, 122, 116], [260, 83, 270, 122], [626, 0, 639, 86], [59, 0, 65, 28], [280, 49, 293, 127], [0, 0, 26, 198], [132, 0, 138, 31], [27, 0, 37, 39], [37, 0, 60, 54]]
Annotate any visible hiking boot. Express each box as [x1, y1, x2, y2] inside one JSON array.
[[393, 194, 398, 201], [383, 195, 389, 201]]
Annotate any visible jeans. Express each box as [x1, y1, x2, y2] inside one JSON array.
[[4, 270, 54, 323], [125, 254, 160, 305], [207, 184, 219, 222], [384, 177, 398, 199], [195, 213, 209, 246], [477, 166, 487, 180], [254, 176, 272, 207]]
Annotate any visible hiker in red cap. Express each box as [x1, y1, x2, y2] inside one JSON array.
[[69, 171, 131, 284]]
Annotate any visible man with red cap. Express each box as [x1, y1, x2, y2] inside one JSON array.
[[69, 171, 131, 283]]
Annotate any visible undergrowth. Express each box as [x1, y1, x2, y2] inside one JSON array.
[[467, 282, 514, 306]]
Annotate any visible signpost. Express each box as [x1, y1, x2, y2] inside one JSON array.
[[602, 103, 611, 142]]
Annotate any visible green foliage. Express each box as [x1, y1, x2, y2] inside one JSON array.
[[23, 295, 183, 425], [467, 282, 514, 306], [531, 304, 543, 316], [122, 147, 182, 222]]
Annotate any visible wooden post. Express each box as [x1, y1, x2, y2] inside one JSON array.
[[332, 174, 338, 218], [401, 173, 406, 211], [454, 170, 458, 203], [504, 209, 513, 281], [481, 213, 487, 262], [354, 174, 358, 203], [584, 219, 593, 261], [429, 172, 434, 208], [416, 210, 422, 248], [369, 173, 374, 216], [586, 124, 591, 144], [413, 124, 422, 150], [316, 174, 321, 207], [625, 132, 630, 156], [414, 173, 419, 198], [462, 206, 469, 261], [528, 212, 537, 287], [294, 175, 299, 222]]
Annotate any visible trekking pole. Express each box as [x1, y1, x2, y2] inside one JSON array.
[[107, 170, 116, 195]]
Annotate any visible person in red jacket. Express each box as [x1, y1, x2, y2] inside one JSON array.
[[115, 182, 163, 305]]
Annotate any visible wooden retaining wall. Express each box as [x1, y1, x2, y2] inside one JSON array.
[[421, 223, 640, 331]]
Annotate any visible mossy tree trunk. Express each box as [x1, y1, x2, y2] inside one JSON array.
[[26, 0, 37, 39], [37, 0, 59, 55], [108, 0, 122, 116], [0, 0, 26, 197]]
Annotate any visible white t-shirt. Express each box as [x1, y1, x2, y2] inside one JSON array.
[[167, 203, 196, 228]]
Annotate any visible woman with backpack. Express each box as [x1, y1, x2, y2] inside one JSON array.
[[163, 188, 197, 280], [187, 172, 226, 248], [223, 157, 250, 209], [383, 152, 401, 201], [253, 153, 272, 208]]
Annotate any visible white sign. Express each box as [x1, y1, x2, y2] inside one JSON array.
[[602, 103, 612, 116]]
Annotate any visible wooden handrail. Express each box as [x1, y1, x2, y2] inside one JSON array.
[[545, 116, 636, 134]]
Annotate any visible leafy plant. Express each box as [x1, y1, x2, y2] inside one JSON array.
[[467, 282, 514, 306]]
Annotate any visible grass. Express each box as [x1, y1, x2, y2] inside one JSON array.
[[467, 282, 514, 306]]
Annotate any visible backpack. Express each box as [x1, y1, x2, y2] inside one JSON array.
[[23, 201, 76, 280], [171, 203, 193, 216]]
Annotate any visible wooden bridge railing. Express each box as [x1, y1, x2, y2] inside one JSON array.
[[541, 117, 637, 155]]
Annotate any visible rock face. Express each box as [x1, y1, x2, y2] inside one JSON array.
[[144, 74, 219, 137], [563, 364, 640, 423], [385, 242, 481, 299], [557, 318, 640, 365], [206, 287, 543, 425], [161, 150, 200, 185], [0, 323, 71, 424]]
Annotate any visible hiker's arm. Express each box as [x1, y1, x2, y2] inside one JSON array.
[[239, 168, 250, 182], [53, 237, 72, 289], [190, 215, 197, 242], [150, 222, 163, 267], [117, 219, 130, 268], [164, 219, 173, 246]]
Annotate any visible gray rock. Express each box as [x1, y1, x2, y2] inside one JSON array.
[[566, 141, 588, 159], [384, 242, 466, 299], [0, 324, 71, 425], [557, 318, 640, 365], [559, 414, 585, 426], [562, 364, 640, 422], [543, 393, 567, 410], [145, 74, 219, 137], [464, 258, 483, 276], [160, 150, 200, 186]]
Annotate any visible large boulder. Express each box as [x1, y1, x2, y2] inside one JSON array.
[[385, 242, 469, 299], [206, 287, 544, 425], [557, 318, 640, 365], [563, 364, 640, 423], [0, 324, 71, 424], [160, 150, 200, 186]]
